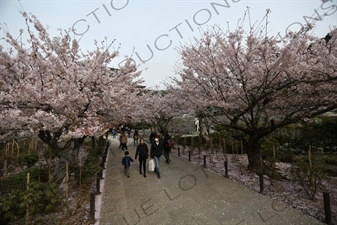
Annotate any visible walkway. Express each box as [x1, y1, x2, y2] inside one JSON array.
[[97, 136, 324, 225]]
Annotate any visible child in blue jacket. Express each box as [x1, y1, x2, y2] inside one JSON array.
[[122, 151, 134, 177]]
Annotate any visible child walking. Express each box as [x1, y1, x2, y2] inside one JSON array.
[[121, 151, 134, 178]]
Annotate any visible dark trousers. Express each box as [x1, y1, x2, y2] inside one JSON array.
[[164, 149, 170, 163], [121, 143, 127, 150], [124, 166, 129, 174], [139, 157, 147, 174]]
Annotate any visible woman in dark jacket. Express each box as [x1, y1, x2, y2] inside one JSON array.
[[133, 129, 139, 146], [150, 135, 163, 178], [163, 133, 171, 164], [135, 138, 149, 177]]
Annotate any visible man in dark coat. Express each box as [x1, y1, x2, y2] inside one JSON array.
[[163, 133, 171, 164]]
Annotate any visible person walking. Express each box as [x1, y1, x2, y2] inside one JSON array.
[[150, 135, 163, 179], [163, 133, 171, 164], [120, 132, 128, 151], [133, 129, 139, 146], [135, 138, 149, 177], [121, 151, 134, 178], [149, 129, 155, 143]]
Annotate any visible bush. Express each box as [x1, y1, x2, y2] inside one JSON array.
[[19, 152, 39, 168], [323, 155, 337, 166], [209, 131, 229, 148], [174, 135, 207, 147], [0, 167, 60, 224], [0, 181, 62, 224], [0, 189, 25, 224], [290, 156, 326, 200], [275, 150, 295, 163], [273, 118, 337, 154], [74, 146, 104, 183], [0, 167, 49, 195]]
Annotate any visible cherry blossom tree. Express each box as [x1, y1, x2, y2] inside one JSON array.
[[0, 12, 143, 182], [173, 10, 337, 171], [132, 88, 193, 136]]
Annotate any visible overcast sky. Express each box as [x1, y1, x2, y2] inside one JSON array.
[[1, 0, 336, 89]]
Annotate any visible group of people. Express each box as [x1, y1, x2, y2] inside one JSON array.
[[119, 129, 140, 151], [121, 129, 171, 179]]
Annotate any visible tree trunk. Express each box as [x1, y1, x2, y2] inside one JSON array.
[[50, 149, 75, 184], [247, 136, 262, 173], [98, 136, 105, 148], [38, 130, 85, 184], [91, 136, 96, 148], [49, 138, 85, 184]]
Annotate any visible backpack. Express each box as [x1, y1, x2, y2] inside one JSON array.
[[120, 135, 127, 143]]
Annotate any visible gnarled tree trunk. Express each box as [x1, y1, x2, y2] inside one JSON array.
[[38, 130, 85, 184]]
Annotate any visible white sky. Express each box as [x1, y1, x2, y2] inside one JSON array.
[[1, 0, 336, 89]]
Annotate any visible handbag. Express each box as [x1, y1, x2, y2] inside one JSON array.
[[148, 159, 155, 171]]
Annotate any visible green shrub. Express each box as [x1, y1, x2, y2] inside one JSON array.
[[275, 150, 295, 163], [74, 146, 104, 183], [0, 181, 62, 224], [19, 152, 39, 168], [0, 189, 25, 224], [273, 118, 337, 154], [323, 155, 337, 166], [174, 135, 207, 147], [290, 156, 326, 200], [209, 131, 229, 148], [26, 181, 63, 214], [0, 167, 49, 195]]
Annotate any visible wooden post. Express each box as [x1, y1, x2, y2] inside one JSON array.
[[240, 141, 243, 175], [96, 178, 101, 195], [13, 140, 19, 158], [308, 145, 312, 167], [191, 136, 194, 147], [272, 145, 276, 184], [12, 140, 14, 156], [26, 172, 30, 223], [101, 156, 106, 169], [66, 162, 69, 200], [90, 193, 95, 223], [4, 160, 7, 179], [323, 192, 332, 225], [223, 139, 226, 155], [6, 143, 9, 155], [308, 146, 314, 188], [79, 156, 82, 189], [198, 135, 202, 156], [259, 172, 264, 193], [210, 137, 213, 154], [236, 140, 238, 155], [224, 160, 228, 178], [38, 151, 41, 182], [28, 140, 31, 153], [48, 154, 51, 179], [259, 149, 264, 193]]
